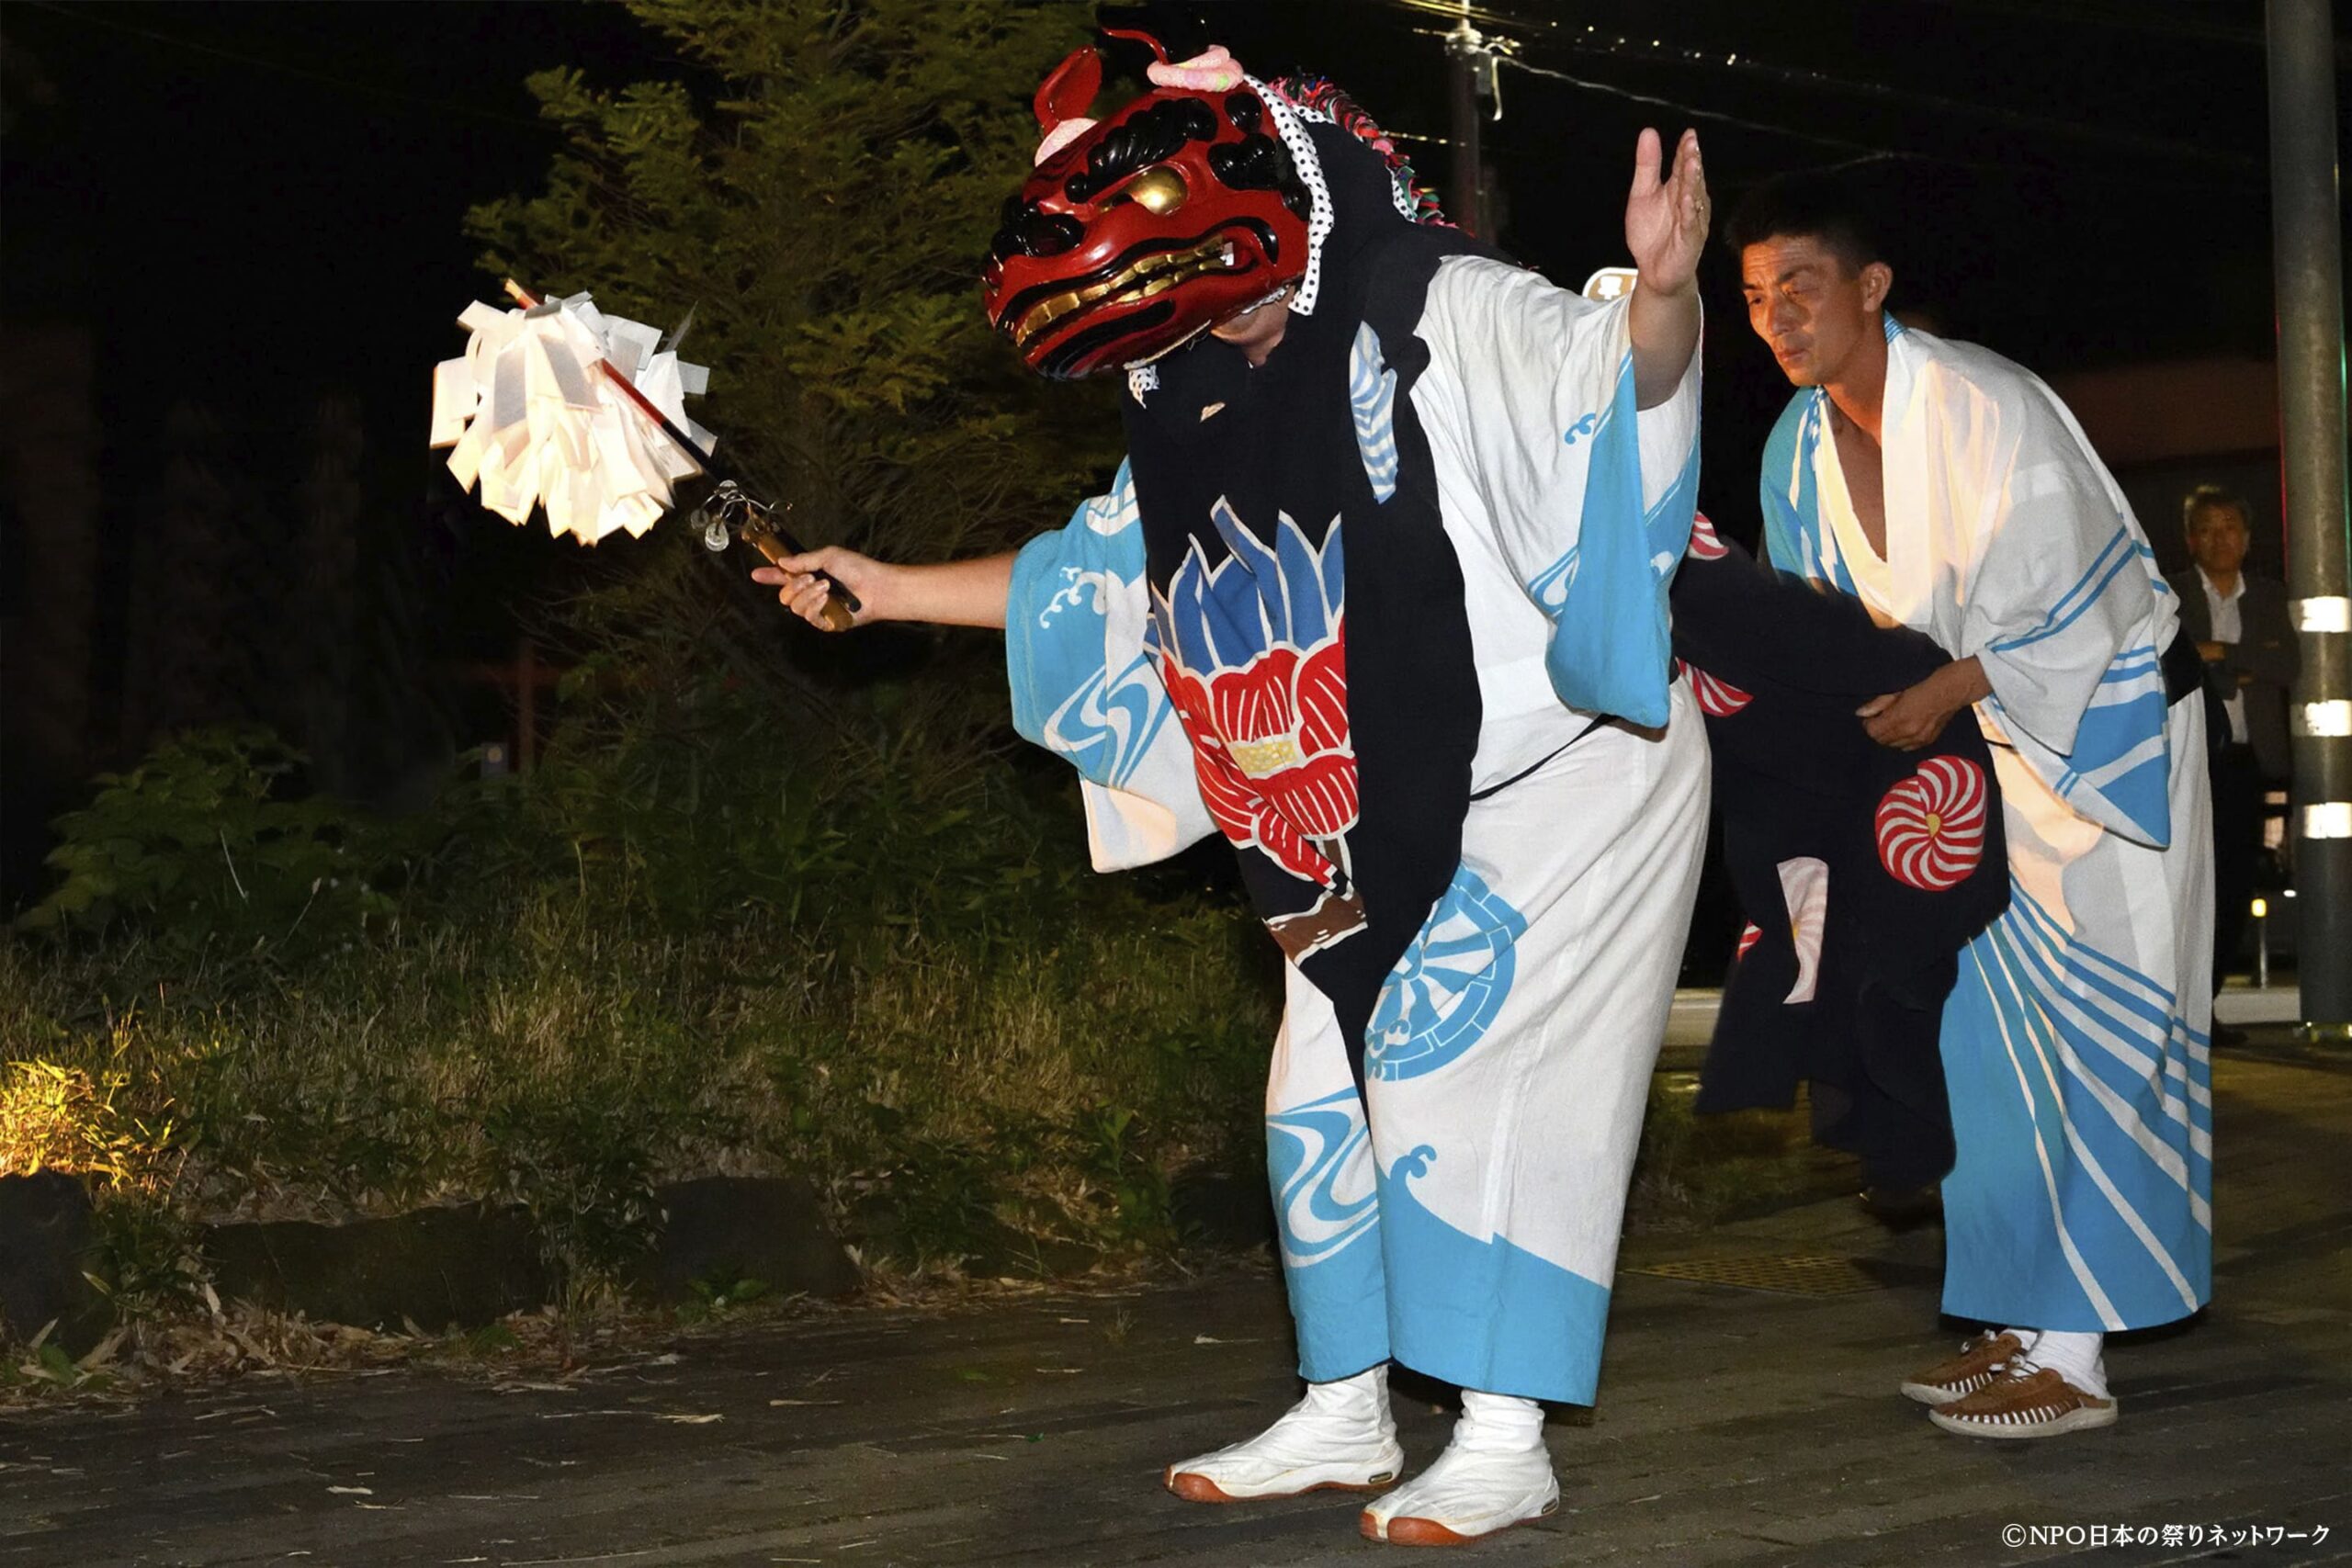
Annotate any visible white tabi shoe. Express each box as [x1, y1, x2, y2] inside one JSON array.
[[1358, 1435, 1559, 1546], [1164, 1367, 1404, 1504]]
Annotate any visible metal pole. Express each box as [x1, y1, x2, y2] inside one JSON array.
[[1446, 16, 1487, 236], [2267, 0, 2352, 1035]]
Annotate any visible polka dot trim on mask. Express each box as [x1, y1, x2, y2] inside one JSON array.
[[1245, 74, 1334, 317]]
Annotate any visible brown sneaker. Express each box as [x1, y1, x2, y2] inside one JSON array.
[[1928, 1362, 2118, 1438], [1900, 1331, 2023, 1406]]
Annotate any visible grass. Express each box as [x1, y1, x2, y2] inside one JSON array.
[[0, 869, 1278, 1311], [0, 715, 1836, 1350], [1627, 1072, 1859, 1232]]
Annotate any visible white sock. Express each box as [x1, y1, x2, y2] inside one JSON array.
[[1454, 1388, 1545, 1455], [2015, 1328, 2109, 1399], [1302, 1363, 1391, 1425]]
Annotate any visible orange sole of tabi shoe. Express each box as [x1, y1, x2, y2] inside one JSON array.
[[1361, 1499, 1559, 1547], [1165, 1469, 1396, 1504]]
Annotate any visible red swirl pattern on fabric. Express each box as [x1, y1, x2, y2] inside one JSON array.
[[1874, 755, 1988, 891], [1159, 623, 1357, 886], [1675, 657, 1753, 718], [1688, 511, 1728, 560], [1736, 921, 1762, 960]]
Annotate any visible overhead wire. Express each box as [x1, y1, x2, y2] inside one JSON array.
[[1494, 54, 1901, 160], [1400, 21, 2037, 169], [1382, 0, 2261, 178], [1510, 28, 2260, 174], [1904, 0, 2280, 50]]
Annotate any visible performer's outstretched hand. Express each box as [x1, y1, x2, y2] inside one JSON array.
[[753, 548, 1017, 632], [1624, 128, 1708, 297], [755, 547, 893, 629]]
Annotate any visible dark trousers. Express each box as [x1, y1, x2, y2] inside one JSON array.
[[2208, 741, 2266, 989]]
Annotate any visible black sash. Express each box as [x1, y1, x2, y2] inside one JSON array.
[[2161, 632, 2205, 707]]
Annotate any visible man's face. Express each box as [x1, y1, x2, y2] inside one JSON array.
[[1739, 234, 1885, 388], [2188, 503, 2251, 577], [1207, 288, 1292, 360]]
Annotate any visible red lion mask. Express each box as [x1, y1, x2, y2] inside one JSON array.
[[981, 34, 1310, 380]]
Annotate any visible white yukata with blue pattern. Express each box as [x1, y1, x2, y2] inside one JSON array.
[[1005, 257, 1709, 1404], [1761, 321, 2213, 1333]]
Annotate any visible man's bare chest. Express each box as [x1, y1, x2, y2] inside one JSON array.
[[1831, 417, 1889, 560]]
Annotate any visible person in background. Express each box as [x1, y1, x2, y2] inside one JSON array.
[[1731, 167, 2213, 1441], [2168, 485, 2300, 1043]]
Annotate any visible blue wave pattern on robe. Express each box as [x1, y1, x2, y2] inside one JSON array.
[[1944, 880, 2213, 1329], [1267, 1086, 1389, 1379], [1380, 1145, 1613, 1404], [1005, 460, 1172, 793], [1997, 532, 2174, 845]]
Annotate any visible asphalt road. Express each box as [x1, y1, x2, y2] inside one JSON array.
[[3, 1048, 2345, 1567]]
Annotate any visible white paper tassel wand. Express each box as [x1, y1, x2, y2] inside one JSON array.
[[429, 280, 857, 631]]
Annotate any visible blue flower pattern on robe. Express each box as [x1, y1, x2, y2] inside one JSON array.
[[1155, 500, 1346, 677]]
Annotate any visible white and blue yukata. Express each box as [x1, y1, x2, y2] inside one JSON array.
[[1003, 257, 1708, 1404], [1762, 321, 2213, 1333]]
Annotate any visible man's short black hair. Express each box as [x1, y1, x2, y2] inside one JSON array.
[[1725, 167, 1888, 276]]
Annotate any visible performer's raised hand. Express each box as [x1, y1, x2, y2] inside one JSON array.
[[1623, 128, 1707, 407], [1624, 128, 1708, 296]]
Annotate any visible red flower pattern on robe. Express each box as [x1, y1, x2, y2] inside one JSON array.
[[1159, 618, 1357, 886]]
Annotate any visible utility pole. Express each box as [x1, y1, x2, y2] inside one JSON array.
[[1443, 8, 1513, 237], [1444, 12, 1488, 236], [2266, 0, 2351, 1038]]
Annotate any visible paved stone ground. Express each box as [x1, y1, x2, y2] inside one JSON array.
[[3, 1044, 2345, 1568]]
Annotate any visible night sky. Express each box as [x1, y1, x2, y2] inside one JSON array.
[[3, 0, 2289, 497], [0, 0, 2317, 850], [4, 2, 655, 468]]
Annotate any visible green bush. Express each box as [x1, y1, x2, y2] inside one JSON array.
[[15, 728, 392, 960]]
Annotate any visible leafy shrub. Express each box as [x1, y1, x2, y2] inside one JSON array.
[[14, 728, 391, 961]]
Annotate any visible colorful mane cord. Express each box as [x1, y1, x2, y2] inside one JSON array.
[[1269, 74, 1452, 228]]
